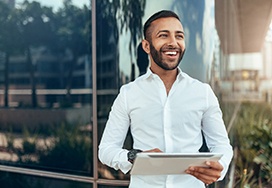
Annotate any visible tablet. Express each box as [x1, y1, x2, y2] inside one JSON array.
[[130, 152, 223, 175]]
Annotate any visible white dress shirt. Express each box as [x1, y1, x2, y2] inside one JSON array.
[[99, 68, 233, 188]]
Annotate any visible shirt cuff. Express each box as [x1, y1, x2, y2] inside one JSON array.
[[218, 159, 228, 181], [119, 150, 133, 174]]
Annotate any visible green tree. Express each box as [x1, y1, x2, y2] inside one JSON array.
[[0, 2, 23, 107], [55, 0, 90, 103], [98, 0, 145, 54], [231, 102, 272, 187], [16, 0, 56, 107], [97, 0, 146, 83], [120, 0, 146, 55]]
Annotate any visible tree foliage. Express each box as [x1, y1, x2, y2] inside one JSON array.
[[0, 0, 146, 107], [97, 0, 146, 55], [228, 102, 272, 187]]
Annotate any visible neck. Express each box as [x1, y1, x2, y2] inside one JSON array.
[[150, 66, 178, 94], [150, 65, 178, 80]]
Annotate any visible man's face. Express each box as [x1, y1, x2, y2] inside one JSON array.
[[149, 40, 185, 70], [144, 17, 186, 71]]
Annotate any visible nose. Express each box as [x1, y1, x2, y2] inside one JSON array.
[[167, 34, 178, 46]]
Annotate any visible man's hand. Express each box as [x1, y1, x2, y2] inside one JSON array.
[[143, 148, 162, 153], [185, 161, 223, 185]]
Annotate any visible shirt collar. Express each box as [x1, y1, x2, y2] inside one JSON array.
[[143, 67, 185, 81]]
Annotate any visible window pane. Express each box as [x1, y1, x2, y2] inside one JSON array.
[[96, 0, 272, 187], [96, 0, 217, 181], [96, 0, 143, 180], [0, 0, 93, 177]]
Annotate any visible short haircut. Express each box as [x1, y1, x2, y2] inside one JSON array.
[[143, 10, 180, 40]]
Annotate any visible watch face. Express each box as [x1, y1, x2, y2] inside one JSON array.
[[128, 150, 137, 159], [128, 149, 141, 162]]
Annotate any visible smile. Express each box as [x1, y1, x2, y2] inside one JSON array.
[[164, 51, 177, 55]]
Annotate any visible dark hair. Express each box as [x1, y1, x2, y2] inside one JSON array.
[[143, 10, 180, 39]]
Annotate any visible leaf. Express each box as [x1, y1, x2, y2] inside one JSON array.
[[254, 155, 267, 164]]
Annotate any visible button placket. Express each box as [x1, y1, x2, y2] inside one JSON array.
[[163, 98, 173, 153]]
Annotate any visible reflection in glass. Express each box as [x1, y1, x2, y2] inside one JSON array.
[[0, 171, 92, 188], [96, 0, 146, 181], [0, 0, 270, 187], [96, 0, 272, 187], [97, 0, 217, 181], [0, 0, 92, 177]]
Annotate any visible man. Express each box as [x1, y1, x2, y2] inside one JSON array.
[[99, 10, 233, 188]]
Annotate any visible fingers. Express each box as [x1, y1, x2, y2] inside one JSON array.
[[185, 161, 223, 185], [186, 167, 219, 184], [206, 161, 223, 171], [143, 148, 163, 153]]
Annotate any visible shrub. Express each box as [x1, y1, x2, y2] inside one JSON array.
[[230, 102, 272, 187]]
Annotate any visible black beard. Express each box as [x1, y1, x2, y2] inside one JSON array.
[[149, 42, 185, 70]]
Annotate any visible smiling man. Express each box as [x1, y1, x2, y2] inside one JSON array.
[[99, 10, 233, 188], [143, 15, 185, 72]]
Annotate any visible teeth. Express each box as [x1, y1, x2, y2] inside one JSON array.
[[165, 51, 177, 55]]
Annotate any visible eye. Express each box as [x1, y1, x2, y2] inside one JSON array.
[[176, 35, 184, 39], [159, 33, 168, 38]]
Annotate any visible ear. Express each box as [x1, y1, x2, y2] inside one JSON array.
[[142, 39, 150, 54]]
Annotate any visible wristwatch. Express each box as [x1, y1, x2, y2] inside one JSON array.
[[127, 149, 142, 164]]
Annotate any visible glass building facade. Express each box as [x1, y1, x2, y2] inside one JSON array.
[[0, 0, 272, 187]]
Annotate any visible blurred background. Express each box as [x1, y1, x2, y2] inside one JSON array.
[[0, 0, 271, 187]]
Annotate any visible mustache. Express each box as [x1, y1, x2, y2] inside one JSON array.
[[160, 46, 182, 52]]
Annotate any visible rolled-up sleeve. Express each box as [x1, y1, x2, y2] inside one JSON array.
[[98, 86, 132, 174], [202, 85, 233, 180]]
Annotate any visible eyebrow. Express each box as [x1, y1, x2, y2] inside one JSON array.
[[157, 30, 184, 35]]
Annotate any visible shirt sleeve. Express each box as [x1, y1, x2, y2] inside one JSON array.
[[98, 86, 132, 174], [202, 85, 233, 180]]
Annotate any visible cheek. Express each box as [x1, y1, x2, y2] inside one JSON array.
[[179, 41, 186, 51], [150, 42, 161, 53]]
